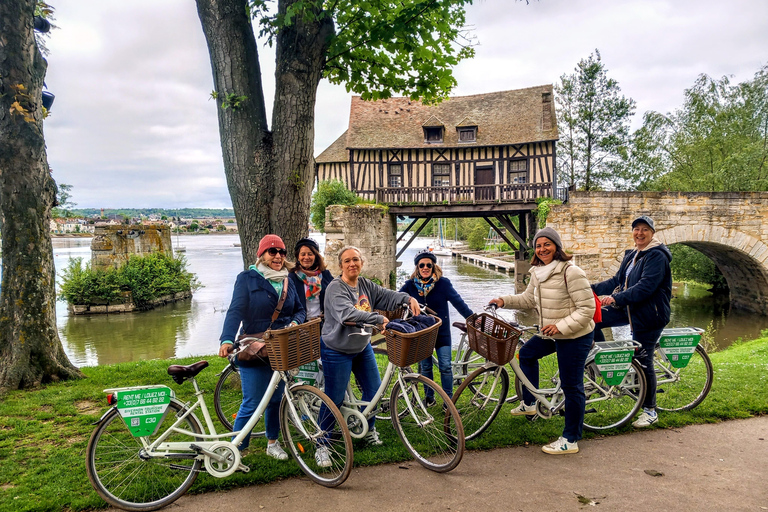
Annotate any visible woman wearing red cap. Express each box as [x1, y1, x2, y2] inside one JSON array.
[[289, 238, 334, 321], [218, 234, 305, 459]]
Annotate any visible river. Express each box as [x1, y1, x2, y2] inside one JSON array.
[[48, 235, 768, 367]]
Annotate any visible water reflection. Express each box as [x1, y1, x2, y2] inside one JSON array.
[[49, 235, 768, 366]]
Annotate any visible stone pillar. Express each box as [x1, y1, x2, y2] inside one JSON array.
[[514, 259, 531, 292], [324, 204, 398, 289], [91, 224, 173, 270]]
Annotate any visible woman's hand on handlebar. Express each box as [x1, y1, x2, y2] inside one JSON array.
[[218, 343, 234, 358], [380, 317, 389, 332], [488, 298, 504, 309], [541, 324, 560, 337], [407, 297, 420, 317]]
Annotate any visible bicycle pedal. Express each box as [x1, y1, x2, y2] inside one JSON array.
[[584, 408, 597, 414], [238, 464, 250, 473]]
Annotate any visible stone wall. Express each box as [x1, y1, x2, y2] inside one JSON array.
[[547, 191, 768, 313], [324, 204, 398, 289], [91, 224, 173, 270]]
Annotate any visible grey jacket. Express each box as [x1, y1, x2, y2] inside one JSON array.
[[322, 276, 411, 354]]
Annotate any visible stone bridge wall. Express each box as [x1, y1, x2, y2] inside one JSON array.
[[91, 224, 173, 270], [324, 204, 398, 289], [547, 191, 768, 313]]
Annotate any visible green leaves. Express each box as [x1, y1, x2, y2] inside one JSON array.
[[310, 179, 358, 232]]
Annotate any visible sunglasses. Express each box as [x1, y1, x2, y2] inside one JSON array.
[[418, 262, 433, 269], [266, 248, 287, 256]]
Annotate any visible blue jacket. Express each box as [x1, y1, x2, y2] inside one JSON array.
[[399, 277, 474, 348], [592, 244, 672, 332], [220, 269, 306, 367], [289, 269, 334, 317]]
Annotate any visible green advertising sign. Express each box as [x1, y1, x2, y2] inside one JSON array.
[[115, 386, 173, 437], [659, 334, 700, 368], [296, 360, 323, 387], [594, 350, 634, 386]]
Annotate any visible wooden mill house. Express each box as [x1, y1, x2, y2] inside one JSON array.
[[315, 85, 561, 258]]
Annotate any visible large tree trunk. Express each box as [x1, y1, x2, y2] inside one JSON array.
[[196, 0, 273, 267], [0, 0, 83, 391], [196, 0, 333, 265]]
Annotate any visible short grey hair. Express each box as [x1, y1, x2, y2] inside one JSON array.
[[337, 246, 365, 266]]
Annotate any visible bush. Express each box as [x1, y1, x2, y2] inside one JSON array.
[[669, 244, 728, 291], [468, 223, 487, 250], [59, 254, 200, 307], [310, 179, 358, 232]]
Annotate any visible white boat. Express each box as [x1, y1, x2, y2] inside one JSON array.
[[427, 219, 453, 255]]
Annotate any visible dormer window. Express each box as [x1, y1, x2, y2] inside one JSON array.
[[424, 126, 443, 143], [458, 127, 477, 143]]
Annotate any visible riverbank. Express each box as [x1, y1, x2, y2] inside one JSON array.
[[1, 337, 766, 512]]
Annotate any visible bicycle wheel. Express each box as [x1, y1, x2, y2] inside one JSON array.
[[458, 346, 487, 383], [452, 365, 508, 441], [583, 359, 647, 432], [213, 364, 265, 437], [655, 345, 714, 412], [280, 385, 353, 487], [86, 400, 204, 511], [359, 347, 411, 421], [510, 341, 560, 404], [390, 374, 465, 473]]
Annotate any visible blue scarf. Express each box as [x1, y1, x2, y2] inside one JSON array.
[[413, 276, 436, 297]]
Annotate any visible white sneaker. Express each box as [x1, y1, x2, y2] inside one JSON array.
[[542, 436, 579, 455], [315, 445, 332, 468], [364, 428, 383, 446], [510, 402, 537, 416], [266, 440, 289, 460], [632, 410, 658, 428]]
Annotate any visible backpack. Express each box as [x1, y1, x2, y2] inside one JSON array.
[[563, 265, 602, 324]]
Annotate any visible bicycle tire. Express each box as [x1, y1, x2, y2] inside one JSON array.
[[86, 399, 204, 511], [280, 385, 353, 487], [452, 365, 508, 441], [655, 344, 714, 412], [583, 359, 647, 432], [213, 364, 265, 438], [390, 374, 465, 473], [510, 340, 560, 404]]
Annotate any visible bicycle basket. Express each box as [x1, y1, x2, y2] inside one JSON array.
[[466, 313, 522, 365], [384, 316, 442, 368], [265, 317, 321, 371], [375, 307, 406, 321]]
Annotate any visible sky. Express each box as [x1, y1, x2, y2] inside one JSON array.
[[42, 0, 768, 209]]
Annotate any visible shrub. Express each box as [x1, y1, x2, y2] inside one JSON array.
[[310, 179, 358, 232]]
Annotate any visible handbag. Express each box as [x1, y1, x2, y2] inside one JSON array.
[[236, 278, 289, 362], [562, 265, 602, 324]]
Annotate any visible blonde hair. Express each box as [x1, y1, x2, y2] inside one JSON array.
[[410, 262, 443, 280], [257, 254, 295, 272]]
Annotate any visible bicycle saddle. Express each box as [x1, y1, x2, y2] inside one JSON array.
[[167, 361, 209, 384], [453, 322, 467, 332]]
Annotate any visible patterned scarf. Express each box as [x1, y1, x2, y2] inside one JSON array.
[[297, 269, 323, 302], [413, 276, 436, 297]]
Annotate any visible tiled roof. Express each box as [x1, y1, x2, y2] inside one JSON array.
[[335, 85, 558, 153]]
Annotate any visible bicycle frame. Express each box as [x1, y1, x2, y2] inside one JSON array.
[[505, 357, 565, 416]]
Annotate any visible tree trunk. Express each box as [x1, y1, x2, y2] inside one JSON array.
[[0, 0, 83, 392]]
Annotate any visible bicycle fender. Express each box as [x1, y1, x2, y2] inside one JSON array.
[[92, 406, 117, 426]]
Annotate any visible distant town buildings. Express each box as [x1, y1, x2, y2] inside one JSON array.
[[49, 215, 238, 235]]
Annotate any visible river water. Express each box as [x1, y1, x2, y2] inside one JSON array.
[[50, 235, 768, 367]]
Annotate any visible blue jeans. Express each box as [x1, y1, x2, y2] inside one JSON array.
[[233, 364, 284, 449], [518, 332, 593, 443], [594, 307, 661, 409], [319, 339, 382, 434], [420, 344, 453, 399]]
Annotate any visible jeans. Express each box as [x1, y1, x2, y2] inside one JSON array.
[[518, 332, 593, 443], [594, 306, 661, 409], [319, 339, 382, 434], [420, 344, 453, 399], [233, 364, 284, 449]]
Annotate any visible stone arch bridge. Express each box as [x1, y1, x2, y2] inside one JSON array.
[[547, 191, 768, 314]]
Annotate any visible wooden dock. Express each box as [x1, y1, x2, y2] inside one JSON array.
[[451, 248, 516, 274]]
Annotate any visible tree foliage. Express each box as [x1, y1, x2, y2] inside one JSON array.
[[555, 50, 636, 190], [615, 66, 768, 191], [669, 245, 728, 292], [310, 179, 358, 232], [52, 182, 76, 218]]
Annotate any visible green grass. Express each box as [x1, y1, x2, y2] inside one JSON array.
[[1, 338, 768, 512]]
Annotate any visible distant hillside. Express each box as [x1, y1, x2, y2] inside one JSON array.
[[72, 208, 236, 219]]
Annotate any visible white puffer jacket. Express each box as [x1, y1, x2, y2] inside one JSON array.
[[500, 260, 595, 339]]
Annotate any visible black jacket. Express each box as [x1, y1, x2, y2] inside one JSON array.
[[592, 244, 672, 332]]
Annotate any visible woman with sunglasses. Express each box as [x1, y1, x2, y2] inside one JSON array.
[[218, 234, 305, 459], [289, 238, 334, 321], [399, 250, 473, 403]]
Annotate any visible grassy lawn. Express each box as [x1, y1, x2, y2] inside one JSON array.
[[1, 338, 767, 512]]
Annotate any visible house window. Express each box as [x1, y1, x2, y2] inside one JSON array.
[[458, 127, 477, 142], [424, 127, 443, 143], [388, 163, 402, 187], [509, 159, 528, 184], [432, 163, 451, 187]]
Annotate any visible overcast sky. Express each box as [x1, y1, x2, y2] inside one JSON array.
[[43, 0, 768, 209]]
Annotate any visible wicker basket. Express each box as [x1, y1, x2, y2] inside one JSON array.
[[265, 317, 321, 371], [375, 307, 406, 321], [465, 313, 522, 365], [384, 316, 442, 368]]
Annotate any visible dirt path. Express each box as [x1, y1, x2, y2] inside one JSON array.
[[139, 417, 768, 512]]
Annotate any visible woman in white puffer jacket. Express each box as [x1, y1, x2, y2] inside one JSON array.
[[490, 227, 595, 455]]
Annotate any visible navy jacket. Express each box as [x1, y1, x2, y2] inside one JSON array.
[[592, 244, 672, 332], [289, 269, 334, 317], [400, 277, 474, 348], [220, 269, 306, 367]]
